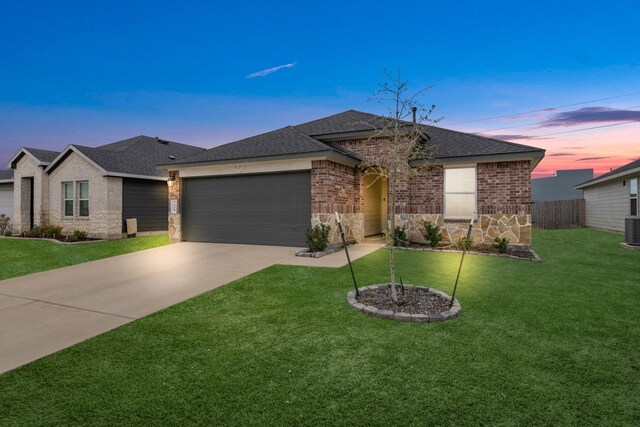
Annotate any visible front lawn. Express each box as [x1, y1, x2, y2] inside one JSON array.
[[1, 229, 638, 425], [0, 235, 170, 281]]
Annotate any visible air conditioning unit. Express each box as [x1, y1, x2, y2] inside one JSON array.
[[625, 217, 640, 246]]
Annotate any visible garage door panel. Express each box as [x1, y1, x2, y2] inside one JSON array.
[[183, 172, 310, 246]]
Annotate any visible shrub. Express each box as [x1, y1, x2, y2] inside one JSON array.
[[493, 237, 509, 253], [391, 226, 408, 247], [305, 224, 330, 252], [422, 220, 442, 247], [26, 225, 41, 238], [456, 236, 474, 250], [69, 229, 88, 242], [0, 214, 11, 236], [41, 224, 63, 238]]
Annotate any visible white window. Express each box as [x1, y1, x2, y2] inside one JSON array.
[[445, 167, 476, 219], [631, 178, 638, 216], [78, 181, 89, 217], [63, 182, 74, 217]]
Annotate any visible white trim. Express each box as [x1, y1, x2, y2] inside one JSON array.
[[179, 158, 314, 178], [575, 166, 640, 189], [78, 181, 89, 218], [106, 172, 167, 181], [417, 152, 544, 171], [630, 177, 638, 216], [0, 179, 13, 184], [444, 166, 477, 220], [62, 181, 74, 218]]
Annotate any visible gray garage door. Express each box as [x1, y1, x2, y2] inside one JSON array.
[[182, 172, 311, 246], [0, 183, 13, 218]]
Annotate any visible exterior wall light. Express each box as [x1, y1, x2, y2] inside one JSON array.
[[167, 172, 177, 187]]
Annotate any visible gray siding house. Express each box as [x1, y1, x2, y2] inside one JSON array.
[[8, 136, 204, 239], [575, 159, 640, 232], [532, 169, 593, 201], [0, 170, 13, 218]]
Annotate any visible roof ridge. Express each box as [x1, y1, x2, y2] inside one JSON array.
[[294, 109, 357, 128], [285, 125, 335, 151], [23, 147, 60, 154]]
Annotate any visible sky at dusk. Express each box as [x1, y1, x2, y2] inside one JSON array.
[[1, 1, 639, 178]]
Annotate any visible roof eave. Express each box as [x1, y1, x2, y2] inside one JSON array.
[[106, 172, 167, 181], [157, 150, 360, 170], [411, 150, 546, 170], [575, 166, 640, 189]]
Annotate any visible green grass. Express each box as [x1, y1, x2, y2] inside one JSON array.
[[0, 235, 170, 281], [1, 229, 638, 426]]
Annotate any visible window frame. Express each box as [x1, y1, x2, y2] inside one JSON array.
[[78, 181, 89, 218], [444, 166, 477, 220], [630, 177, 638, 216], [62, 182, 74, 217]]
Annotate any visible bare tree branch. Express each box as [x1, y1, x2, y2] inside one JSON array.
[[354, 70, 441, 302]]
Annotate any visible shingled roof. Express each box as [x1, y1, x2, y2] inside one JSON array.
[[575, 158, 640, 189], [166, 110, 544, 168], [295, 110, 395, 136], [23, 148, 61, 163], [9, 147, 61, 168], [162, 126, 356, 166], [297, 110, 544, 159], [47, 136, 205, 178], [0, 169, 13, 182]]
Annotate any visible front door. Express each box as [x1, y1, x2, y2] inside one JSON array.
[[363, 173, 387, 236]]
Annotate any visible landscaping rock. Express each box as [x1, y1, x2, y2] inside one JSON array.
[[347, 284, 462, 323], [394, 312, 412, 322]]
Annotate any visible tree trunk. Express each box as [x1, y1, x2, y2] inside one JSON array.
[[389, 166, 398, 302]]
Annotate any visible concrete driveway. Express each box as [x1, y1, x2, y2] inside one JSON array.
[[0, 243, 300, 374]]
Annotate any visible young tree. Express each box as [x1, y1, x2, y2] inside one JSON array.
[[359, 71, 440, 302]]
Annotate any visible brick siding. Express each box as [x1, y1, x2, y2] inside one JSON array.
[[311, 160, 362, 214], [323, 138, 532, 216], [477, 160, 532, 215]]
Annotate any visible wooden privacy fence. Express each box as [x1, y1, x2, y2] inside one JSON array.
[[532, 199, 586, 229]]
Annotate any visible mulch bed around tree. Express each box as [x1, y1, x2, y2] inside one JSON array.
[[356, 285, 451, 315]]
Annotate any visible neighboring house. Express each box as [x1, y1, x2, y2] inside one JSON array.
[[575, 159, 640, 232], [532, 169, 593, 201], [160, 110, 545, 247], [0, 169, 13, 218], [8, 136, 204, 239]]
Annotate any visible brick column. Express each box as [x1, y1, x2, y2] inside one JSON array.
[[168, 171, 181, 242]]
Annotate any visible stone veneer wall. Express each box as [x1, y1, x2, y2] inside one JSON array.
[[168, 171, 181, 242], [316, 138, 533, 246], [47, 152, 123, 239], [394, 213, 531, 246]]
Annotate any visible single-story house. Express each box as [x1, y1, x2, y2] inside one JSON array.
[[160, 110, 545, 247], [0, 169, 13, 218], [575, 158, 640, 232], [532, 169, 593, 201], [8, 136, 204, 239]]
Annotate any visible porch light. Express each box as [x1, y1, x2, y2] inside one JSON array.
[[167, 172, 177, 187]]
